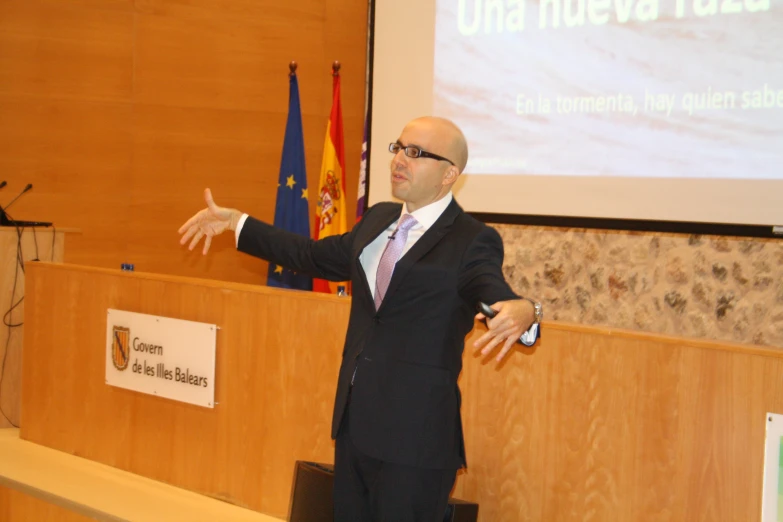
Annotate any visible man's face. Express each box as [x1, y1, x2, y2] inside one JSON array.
[[389, 121, 454, 213]]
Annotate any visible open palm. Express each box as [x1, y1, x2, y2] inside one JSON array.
[[178, 188, 239, 255]]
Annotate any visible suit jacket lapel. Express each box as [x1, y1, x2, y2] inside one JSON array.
[[354, 204, 402, 304], [378, 199, 463, 311]]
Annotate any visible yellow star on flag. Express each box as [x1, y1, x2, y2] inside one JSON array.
[[286, 175, 296, 189], [274, 265, 283, 274], [301, 187, 309, 200]]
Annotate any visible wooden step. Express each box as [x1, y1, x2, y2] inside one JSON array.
[[0, 428, 284, 522]]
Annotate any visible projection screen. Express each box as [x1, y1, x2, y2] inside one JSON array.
[[367, 0, 783, 227]]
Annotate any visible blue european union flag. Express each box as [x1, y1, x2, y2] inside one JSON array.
[[267, 73, 312, 291]]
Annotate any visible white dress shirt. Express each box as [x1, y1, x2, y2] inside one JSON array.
[[359, 193, 452, 300], [235, 213, 250, 245]]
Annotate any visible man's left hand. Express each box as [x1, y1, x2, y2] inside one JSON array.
[[473, 299, 535, 362]]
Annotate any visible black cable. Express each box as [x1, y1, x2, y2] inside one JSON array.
[[3, 220, 25, 327], [2, 299, 23, 328], [0, 288, 21, 427], [0, 210, 25, 428], [32, 226, 39, 261], [13, 219, 24, 275]]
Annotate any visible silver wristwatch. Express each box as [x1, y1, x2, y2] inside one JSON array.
[[523, 297, 543, 324], [519, 297, 542, 347]]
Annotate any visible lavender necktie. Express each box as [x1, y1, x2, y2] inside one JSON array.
[[374, 214, 418, 310]]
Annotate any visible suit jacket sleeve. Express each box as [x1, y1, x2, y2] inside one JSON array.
[[458, 225, 520, 306], [237, 216, 355, 282]]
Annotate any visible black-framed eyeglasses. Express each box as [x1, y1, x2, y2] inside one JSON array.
[[389, 143, 455, 166]]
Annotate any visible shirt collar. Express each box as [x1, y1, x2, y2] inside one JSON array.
[[400, 192, 453, 232]]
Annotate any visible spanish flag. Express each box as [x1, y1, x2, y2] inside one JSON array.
[[313, 66, 347, 294]]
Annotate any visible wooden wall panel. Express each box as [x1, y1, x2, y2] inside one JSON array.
[[0, 2, 133, 101], [20, 262, 783, 521], [0, 0, 368, 285], [132, 4, 324, 112], [0, 95, 133, 268]]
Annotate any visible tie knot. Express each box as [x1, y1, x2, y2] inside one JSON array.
[[397, 214, 417, 232]]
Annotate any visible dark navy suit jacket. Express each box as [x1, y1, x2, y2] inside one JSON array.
[[238, 199, 518, 470]]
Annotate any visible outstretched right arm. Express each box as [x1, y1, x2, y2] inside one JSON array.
[[237, 216, 353, 282], [178, 188, 353, 282]]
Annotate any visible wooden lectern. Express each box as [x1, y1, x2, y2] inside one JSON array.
[[0, 226, 74, 428]]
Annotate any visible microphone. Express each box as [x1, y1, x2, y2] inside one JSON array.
[[3, 183, 32, 213], [0, 181, 6, 190], [0, 183, 32, 226]]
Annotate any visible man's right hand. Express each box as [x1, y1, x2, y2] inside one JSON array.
[[178, 188, 242, 255]]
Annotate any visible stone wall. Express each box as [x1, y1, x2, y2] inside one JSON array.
[[495, 224, 783, 348]]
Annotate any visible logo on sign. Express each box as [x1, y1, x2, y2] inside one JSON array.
[[112, 326, 130, 371]]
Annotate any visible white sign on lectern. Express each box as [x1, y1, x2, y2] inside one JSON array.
[[105, 309, 217, 408]]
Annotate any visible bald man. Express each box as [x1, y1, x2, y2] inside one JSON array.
[[179, 116, 538, 521]]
